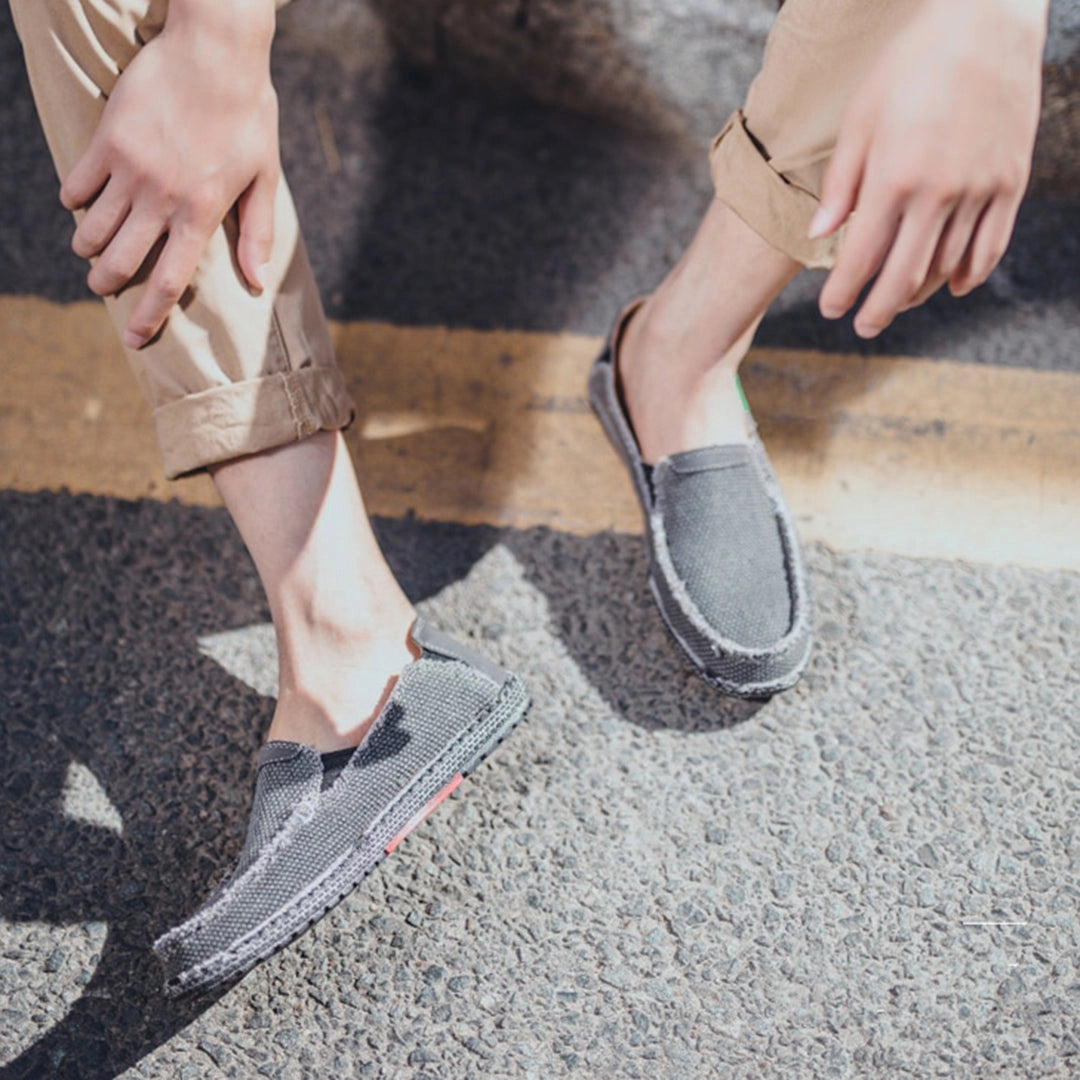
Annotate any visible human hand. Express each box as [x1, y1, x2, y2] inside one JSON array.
[[60, 0, 280, 348], [810, 0, 1048, 338]]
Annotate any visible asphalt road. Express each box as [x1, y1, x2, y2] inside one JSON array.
[[2, 3, 1080, 1078]]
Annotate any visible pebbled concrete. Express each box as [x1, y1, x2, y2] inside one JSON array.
[[1, 491, 1079, 1078]]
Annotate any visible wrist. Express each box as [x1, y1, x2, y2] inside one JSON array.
[[941, 0, 1049, 36], [166, 0, 276, 50]]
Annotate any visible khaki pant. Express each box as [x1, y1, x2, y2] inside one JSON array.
[[12, 0, 917, 477], [711, 0, 919, 269], [11, 0, 352, 478]]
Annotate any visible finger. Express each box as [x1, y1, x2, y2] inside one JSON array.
[[236, 168, 278, 293], [901, 197, 987, 312], [71, 180, 132, 260], [122, 225, 207, 348], [854, 201, 951, 337], [901, 272, 947, 315], [86, 207, 164, 299], [60, 138, 110, 212], [936, 196, 988, 282], [949, 195, 1020, 297], [818, 191, 900, 320], [810, 102, 873, 240]]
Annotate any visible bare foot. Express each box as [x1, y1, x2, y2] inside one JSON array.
[[617, 297, 759, 464], [266, 602, 419, 752], [615, 197, 800, 465]]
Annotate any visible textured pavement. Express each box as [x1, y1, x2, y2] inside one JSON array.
[[2, 497, 1080, 1078], [3, 1, 1080, 1077]]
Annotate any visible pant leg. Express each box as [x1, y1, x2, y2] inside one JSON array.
[[709, 0, 921, 268], [11, 0, 355, 478]]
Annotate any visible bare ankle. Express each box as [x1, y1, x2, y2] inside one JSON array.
[[269, 679, 396, 752], [270, 627, 417, 751], [265, 599, 419, 751], [616, 296, 758, 462]]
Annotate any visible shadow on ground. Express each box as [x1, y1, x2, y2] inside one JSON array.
[[0, 489, 765, 1078]]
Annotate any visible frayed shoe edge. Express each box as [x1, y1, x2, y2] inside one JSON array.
[[153, 787, 323, 954]]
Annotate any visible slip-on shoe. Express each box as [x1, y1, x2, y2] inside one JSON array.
[[154, 618, 529, 996], [587, 300, 812, 698]]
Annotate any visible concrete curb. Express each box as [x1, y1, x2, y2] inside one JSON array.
[[370, 0, 776, 139], [359, 0, 1079, 196]]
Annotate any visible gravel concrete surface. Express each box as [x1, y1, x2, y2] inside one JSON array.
[[370, 0, 1080, 188], [2, 493, 1080, 1078]]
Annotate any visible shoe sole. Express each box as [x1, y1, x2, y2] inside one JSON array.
[[162, 675, 530, 998]]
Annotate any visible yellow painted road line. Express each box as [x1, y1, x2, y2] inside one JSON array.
[[3, 295, 1080, 572]]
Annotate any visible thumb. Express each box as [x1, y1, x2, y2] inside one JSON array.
[[237, 168, 278, 292], [808, 108, 870, 240]]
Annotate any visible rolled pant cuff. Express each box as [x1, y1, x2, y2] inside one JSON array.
[[155, 365, 356, 479], [710, 110, 841, 270]]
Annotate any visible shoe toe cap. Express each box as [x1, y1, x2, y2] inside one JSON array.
[[655, 449, 794, 650]]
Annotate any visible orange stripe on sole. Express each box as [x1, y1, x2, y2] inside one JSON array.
[[384, 773, 464, 855]]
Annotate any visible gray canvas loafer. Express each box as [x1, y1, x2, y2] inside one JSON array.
[[153, 619, 529, 997], [587, 300, 812, 698]]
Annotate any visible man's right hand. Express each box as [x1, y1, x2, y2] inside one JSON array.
[[809, 0, 1047, 340], [60, 0, 280, 349]]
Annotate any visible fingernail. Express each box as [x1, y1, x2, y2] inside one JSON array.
[[122, 330, 147, 350], [856, 323, 881, 340], [820, 303, 842, 320], [807, 207, 832, 240], [255, 262, 271, 290]]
